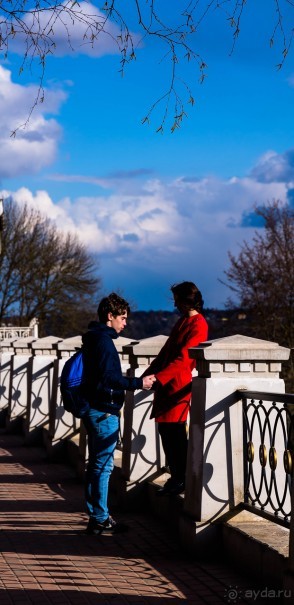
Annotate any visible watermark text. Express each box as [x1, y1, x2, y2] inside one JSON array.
[[224, 585, 292, 602]]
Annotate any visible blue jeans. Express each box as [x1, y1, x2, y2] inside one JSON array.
[[83, 408, 119, 523]]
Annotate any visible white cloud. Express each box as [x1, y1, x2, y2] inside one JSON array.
[[1, 166, 290, 307], [0, 66, 66, 178], [250, 149, 294, 183], [10, 3, 141, 58], [0, 187, 66, 221]]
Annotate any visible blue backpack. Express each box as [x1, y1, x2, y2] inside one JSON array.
[[60, 349, 90, 418]]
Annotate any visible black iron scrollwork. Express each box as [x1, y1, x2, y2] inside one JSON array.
[[243, 395, 294, 526]]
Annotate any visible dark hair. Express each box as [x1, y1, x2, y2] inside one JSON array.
[[97, 292, 130, 323], [171, 281, 204, 313]]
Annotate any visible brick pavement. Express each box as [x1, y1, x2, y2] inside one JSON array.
[[0, 431, 271, 604]]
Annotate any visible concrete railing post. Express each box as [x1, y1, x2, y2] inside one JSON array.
[[117, 336, 167, 503], [6, 337, 37, 431], [0, 338, 17, 421], [180, 334, 290, 553], [24, 336, 62, 444], [112, 336, 134, 448], [43, 336, 82, 458]]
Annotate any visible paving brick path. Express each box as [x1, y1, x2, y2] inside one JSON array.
[[0, 431, 268, 604]]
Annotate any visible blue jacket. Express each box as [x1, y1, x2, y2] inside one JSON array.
[[82, 321, 142, 414]]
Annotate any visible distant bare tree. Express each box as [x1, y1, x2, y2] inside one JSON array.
[[223, 200, 294, 390], [1, 0, 293, 132], [0, 198, 101, 336]]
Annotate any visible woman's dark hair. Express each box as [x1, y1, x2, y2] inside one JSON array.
[[171, 281, 204, 313], [97, 292, 130, 323]]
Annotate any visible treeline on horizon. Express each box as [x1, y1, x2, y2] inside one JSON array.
[[1, 307, 248, 341], [123, 308, 248, 341]]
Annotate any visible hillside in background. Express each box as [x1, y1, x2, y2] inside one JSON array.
[[1, 308, 250, 341], [123, 308, 250, 341]]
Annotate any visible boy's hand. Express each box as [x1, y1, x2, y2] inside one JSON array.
[[142, 375, 156, 390]]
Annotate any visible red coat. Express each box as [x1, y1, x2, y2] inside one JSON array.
[[146, 313, 208, 422]]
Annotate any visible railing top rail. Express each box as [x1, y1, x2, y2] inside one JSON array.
[[237, 389, 294, 405], [0, 329, 34, 339], [0, 326, 31, 330]]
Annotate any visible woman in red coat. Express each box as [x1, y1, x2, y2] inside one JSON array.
[[143, 281, 208, 496]]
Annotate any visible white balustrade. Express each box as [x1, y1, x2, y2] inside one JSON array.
[[1, 329, 293, 570], [0, 318, 39, 340]]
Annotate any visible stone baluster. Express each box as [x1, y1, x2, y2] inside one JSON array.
[[115, 336, 167, 504], [24, 336, 62, 444], [43, 336, 82, 458], [112, 335, 134, 448], [6, 337, 37, 431], [0, 337, 18, 421]]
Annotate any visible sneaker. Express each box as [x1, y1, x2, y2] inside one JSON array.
[[86, 516, 129, 535], [156, 479, 185, 497]]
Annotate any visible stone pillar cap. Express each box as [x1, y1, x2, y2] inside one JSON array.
[[13, 336, 38, 349], [189, 334, 290, 362], [31, 336, 63, 350], [123, 335, 168, 356], [114, 336, 135, 353], [55, 335, 137, 351], [0, 337, 19, 346], [56, 336, 82, 352], [55, 335, 135, 354]]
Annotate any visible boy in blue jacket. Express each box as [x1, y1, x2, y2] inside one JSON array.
[[82, 292, 155, 535]]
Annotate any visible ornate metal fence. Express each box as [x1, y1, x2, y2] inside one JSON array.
[[238, 389, 294, 527]]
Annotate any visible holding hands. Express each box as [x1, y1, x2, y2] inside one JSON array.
[[142, 374, 156, 390]]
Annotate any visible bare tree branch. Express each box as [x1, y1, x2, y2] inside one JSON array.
[[222, 200, 294, 388], [0, 198, 101, 336], [1, 0, 293, 132]]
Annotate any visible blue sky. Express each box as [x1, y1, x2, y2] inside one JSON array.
[[0, 1, 293, 311]]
